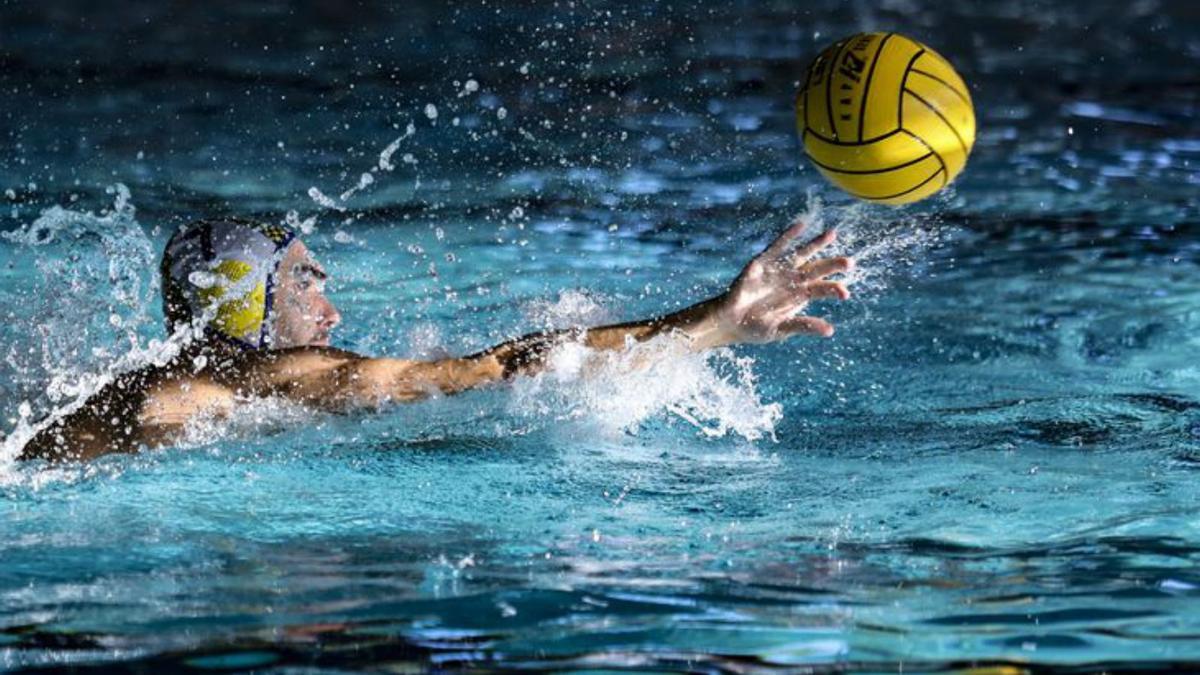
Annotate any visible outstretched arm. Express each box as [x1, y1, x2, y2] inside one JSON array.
[[254, 221, 853, 409], [475, 220, 853, 372]]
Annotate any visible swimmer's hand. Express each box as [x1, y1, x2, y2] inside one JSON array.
[[683, 221, 853, 349]]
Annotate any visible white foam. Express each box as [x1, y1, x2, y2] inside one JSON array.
[[174, 395, 321, 450], [796, 192, 947, 296], [0, 186, 207, 475], [521, 289, 611, 331], [508, 335, 781, 442]]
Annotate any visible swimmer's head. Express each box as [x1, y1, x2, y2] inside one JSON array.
[[162, 218, 341, 349]]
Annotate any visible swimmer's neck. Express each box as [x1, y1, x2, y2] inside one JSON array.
[[171, 337, 358, 375]]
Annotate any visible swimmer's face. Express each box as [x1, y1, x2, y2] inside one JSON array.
[[271, 241, 341, 348]]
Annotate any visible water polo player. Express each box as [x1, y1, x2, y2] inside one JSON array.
[[20, 217, 853, 461]]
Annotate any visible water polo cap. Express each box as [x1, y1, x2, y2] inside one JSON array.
[[161, 218, 297, 349]]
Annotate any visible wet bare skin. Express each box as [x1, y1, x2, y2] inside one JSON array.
[[19, 222, 853, 462]]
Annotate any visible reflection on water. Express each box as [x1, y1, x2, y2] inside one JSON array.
[[2, 0, 1199, 670]]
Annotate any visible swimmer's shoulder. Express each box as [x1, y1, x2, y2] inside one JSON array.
[[20, 365, 176, 461], [139, 372, 238, 428], [139, 347, 376, 423], [222, 345, 368, 382], [19, 348, 371, 462], [212, 346, 434, 407]]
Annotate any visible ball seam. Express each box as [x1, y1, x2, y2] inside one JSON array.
[[909, 68, 972, 107], [904, 88, 970, 157], [901, 129, 950, 188], [837, 167, 945, 202], [857, 32, 895, 142], [806, 151, 934, 175]]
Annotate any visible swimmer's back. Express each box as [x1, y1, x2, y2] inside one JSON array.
[[19, 366, 239, 462], [18, 345, 369, 462]]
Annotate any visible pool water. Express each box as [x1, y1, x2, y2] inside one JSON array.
[[3, 0, 1199, 671]]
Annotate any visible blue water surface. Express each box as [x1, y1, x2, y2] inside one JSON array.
[[2, 0, 1200, 671]]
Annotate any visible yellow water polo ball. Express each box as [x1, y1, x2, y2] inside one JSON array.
[[796, 32, 976, 205]]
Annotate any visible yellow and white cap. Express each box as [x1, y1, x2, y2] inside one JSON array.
[[161, 218, 296, 349]]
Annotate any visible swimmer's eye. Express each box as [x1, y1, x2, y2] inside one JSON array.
[[291, 263, 328, 292], [298, 277, 327, 293]]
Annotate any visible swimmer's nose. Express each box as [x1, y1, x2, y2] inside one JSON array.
[[317, 295, 341, 331]]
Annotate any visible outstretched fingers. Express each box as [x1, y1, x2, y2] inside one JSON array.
[[761, 218, 811, 261], [800, 256, 854, 280], [779, 315, 835, 338], [789, 228, 837, 266], [805, 280, 851, 301]]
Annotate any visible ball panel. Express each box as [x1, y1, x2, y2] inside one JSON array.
[[860, 35, 924, 141], [801, 41, 845, 141], [803, 128, 930, 172], [815, 152, 943, 199], [824, 33, 891, 142], [850, 32, 894, 142], [821, 164, 945, 205], [871, 169, 947, 205], [936, 142, 970, 188], [901, 92, 968, 179], [908, 69, 972, 117], [906, 68, 976, 148], [914, 51, 972, 105]]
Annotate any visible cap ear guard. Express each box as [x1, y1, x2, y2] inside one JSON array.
[[197, 260, 268, 343]]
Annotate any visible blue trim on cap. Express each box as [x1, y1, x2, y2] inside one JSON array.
[[258, 228, 297, 349], [207, 326, 260, 352]]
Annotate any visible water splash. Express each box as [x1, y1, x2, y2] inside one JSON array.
[[308, 121, 419, 215], [509, 336, 781, 442], [800, 191, 950, 296], [0, 186, 198, 472], [175, 396, 325, 451], [521, 289, 613, 332], [508, 289, 777, 440], [0, 185, 156, 406]]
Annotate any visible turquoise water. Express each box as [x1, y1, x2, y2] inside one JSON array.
[[3, 1, 1200, 671]]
